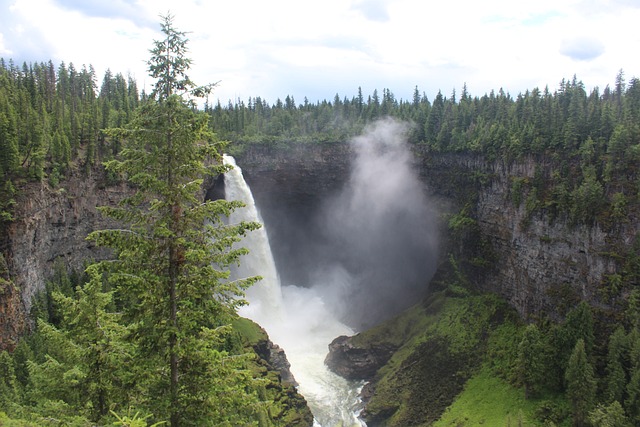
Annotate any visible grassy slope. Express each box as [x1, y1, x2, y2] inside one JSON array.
[[433, 366, 539, 427], [352, 289, 568, 426], [433, 364, 571, 427]]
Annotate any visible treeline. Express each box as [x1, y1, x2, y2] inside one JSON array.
[[208, 73, 640, 228], [207, 72, 638, 155], [2, 59, 638, 228], [0, 58, 140, 221]]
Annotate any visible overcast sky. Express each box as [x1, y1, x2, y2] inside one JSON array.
[[1, 0, 639, 104]]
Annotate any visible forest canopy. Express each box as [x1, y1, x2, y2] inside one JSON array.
[[2, 57, 638, 230]]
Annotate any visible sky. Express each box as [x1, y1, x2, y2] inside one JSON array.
[[1, 0, 640, 105]]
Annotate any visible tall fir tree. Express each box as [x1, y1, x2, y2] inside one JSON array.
[[88, 14, 262, 426], [516, 323, 545, 398], [566, 339, 597, 427], [604, 327, 628, 405], [625, 328, 640, 424]]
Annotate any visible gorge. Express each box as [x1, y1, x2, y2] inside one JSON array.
[[1, 117, 638, 425]]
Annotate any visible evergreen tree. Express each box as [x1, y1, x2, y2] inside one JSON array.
[[588, 401, 631, 427], [425, 90, 444, 145], [565, 339, 597, 427], [53, 266, 130, 421], [561, 301, 595, 367], [0, 350, 18, 410], [25, 320, 85, 413], [626, 366, 640, 425], [627, 289, 640, 330], [88, 14, 262, 426], [0, 87, 20, 177], [0, 87, 19, 221], [516, 323, 545, 398], [625, 328, 640, 424], [604, 326, 628, 404]]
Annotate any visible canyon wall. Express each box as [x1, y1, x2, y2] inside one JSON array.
[[235, 144, 635, 320], [2, 142, 636, 349], [412, 150, 631, 318], [231, 143, 354, 287], [0, 169, 130, 349]]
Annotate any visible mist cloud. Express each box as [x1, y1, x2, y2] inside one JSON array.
[[313, 117, 439, 329]]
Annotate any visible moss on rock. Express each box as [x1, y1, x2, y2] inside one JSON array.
[[233, 318, 314, 426], [330, 291, 520, 426]]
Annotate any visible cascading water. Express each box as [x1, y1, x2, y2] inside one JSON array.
[[223, 155, 366, 427]]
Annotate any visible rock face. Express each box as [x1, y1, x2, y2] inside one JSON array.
[[235, 144, 636, 321], [324, 335, 397, 380], [0, 270, 25, 351], [233, 144, 353, 286], [2, 141, 636, 349], [413, 150, 636, 319], [252, 335, 298, 386], [246, 321, 313, 426], [0, 169, 131, 350]]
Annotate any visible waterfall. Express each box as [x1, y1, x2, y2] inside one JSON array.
[[223, 155, 284, 320], [223, 155, 366, 427]]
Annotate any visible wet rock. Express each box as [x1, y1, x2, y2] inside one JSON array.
[[267, 342, 298, 386], [325, 335, 396, 380]]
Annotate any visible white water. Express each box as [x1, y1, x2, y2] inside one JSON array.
[[223, 155, 366, 427]]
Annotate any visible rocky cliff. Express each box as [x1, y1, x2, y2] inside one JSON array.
[[235, 144, 636, 321], [412, 150, 637, 319], [232, 143, 354, 286], [3, 143, 635, 346], [0, 169, 130, 350]]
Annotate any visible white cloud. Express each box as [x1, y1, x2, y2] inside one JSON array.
[[53, 0, 155, 27], [352, 0, 392, 22], [0, 33, 11, 56], [1, 0, 639, 103], [560, 37, 605, 61]]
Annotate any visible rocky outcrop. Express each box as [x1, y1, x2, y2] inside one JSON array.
[[244, 320, 313, 426], [252, 335, 298, 386], [324, 335, 397, 380]]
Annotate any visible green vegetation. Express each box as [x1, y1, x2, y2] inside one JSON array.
[[343, 252, 640, 426], [2, 38, 638, 231], [206, 73, 640, 231], [565, 339, 597, 426], [1, 7, 640, 427], [1, 22, 638, 229], [0, 15, 311, 427], [88, 16, 262, 424], [349, 288, 521, 426], [0, 56, 139, 225], [433, 367, 542, 427]]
